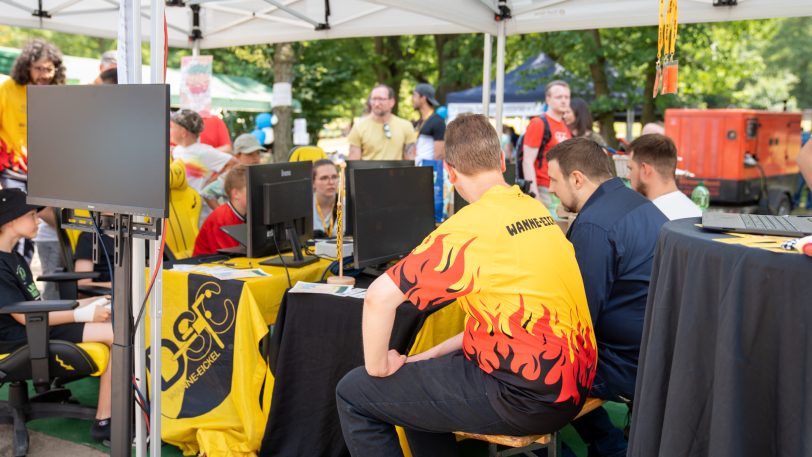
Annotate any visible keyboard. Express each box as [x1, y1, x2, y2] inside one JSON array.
[[740, 214, 802, 233]]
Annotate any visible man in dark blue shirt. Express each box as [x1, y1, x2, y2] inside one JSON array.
[[547, 138, 667, 457]]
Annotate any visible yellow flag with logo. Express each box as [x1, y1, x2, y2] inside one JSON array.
[[147, 274, 273, 456]]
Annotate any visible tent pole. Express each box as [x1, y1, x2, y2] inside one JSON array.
[[495, 20, 506, 135], [626, 108, 635, 142], [482, 33, 492, 117], [148, 0, 165, 456], [193, 40, 201, 57]]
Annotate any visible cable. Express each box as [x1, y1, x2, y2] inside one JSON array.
[[91, 216, 114, 321], [272, 235, 292, 289]]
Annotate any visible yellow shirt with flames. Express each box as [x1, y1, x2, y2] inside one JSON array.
[[0, 78, 28, 172], [387, 184, 597, 404]]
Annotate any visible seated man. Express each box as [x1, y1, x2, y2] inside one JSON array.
[[336, 114, 597, 456], [193, 165, 247, 256], [201, 133, 265, 210], [0, 189, 113, 442], [626, 133, 702, 220], [547, 138, 668, 457]]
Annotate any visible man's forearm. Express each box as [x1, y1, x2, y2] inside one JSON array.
[[403, 143, 416, 161], [348, 146, 362, 161], [407, 332, 463, 362], [362, 274, 406, 376]]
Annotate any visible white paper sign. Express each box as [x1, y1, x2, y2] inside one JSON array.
[[272, 82, 292, 107]]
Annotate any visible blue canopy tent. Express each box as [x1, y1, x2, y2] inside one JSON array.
[[446, 52, 571, 120]]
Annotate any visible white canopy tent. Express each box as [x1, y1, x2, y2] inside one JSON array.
[[2, 1, 811, 456]]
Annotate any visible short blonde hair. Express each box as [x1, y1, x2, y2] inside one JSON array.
[[224, 164, 247, 197], [444, 113, 501, 175]]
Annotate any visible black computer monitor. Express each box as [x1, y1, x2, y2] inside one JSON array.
[[344, 160, 414, 236], [26, 84, 169, 217], [350, 166, 435, 269], [453, 165, 516, 213], [245, 162, 316, 267]]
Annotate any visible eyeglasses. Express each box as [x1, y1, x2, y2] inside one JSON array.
[[317, 175, 339, 182], [383, 123, 392, 139], [370, 97, 391, 103], [31, 65, 56, 74]]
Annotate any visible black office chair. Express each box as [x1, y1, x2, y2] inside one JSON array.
[[0, 300, 110, 456]]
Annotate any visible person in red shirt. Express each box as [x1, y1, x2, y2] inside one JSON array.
[[522, 80, 572, 207], [199, 113, 233, 154], [193, 164, 247, 256]]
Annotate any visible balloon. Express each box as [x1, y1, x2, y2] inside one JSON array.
[[251, 128, 265, 145], [256, 112, 273, 129], [436, 106, 448, 120]]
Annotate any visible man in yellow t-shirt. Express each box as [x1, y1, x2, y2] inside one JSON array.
[[347, 84, 415, 161], [336, 113, 597, 456], [0, 39, 67, 184]]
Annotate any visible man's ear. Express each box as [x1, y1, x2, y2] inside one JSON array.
[[499, 151, 506, 173], [641, 162, 655, 181], [571, 170, 588, 190], [444, 161, 458, 184]]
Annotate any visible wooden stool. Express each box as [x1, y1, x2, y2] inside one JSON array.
[[454, 397, 605, 457]]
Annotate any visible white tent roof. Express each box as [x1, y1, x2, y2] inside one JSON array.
[[2, 0, 811, 49]]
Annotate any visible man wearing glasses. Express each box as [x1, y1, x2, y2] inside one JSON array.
[[0, 39, 68, 299], [348, 85, 416, 161]]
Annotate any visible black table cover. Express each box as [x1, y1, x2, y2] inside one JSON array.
[[629, 218, 812, 457], [260, 275, 437, 457]]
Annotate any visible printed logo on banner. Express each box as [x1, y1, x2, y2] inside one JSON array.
[[151, 275, 240, 419]]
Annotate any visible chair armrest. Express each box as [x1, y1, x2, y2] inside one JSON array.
[[38, 271, 101, 282], [0, 300, 79, 314]]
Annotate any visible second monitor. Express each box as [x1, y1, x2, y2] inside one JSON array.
[[246, 161, 317, 267]]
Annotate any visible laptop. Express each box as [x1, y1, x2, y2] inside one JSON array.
[[702, 212, 812, 237], [218, 223, 248, 256]]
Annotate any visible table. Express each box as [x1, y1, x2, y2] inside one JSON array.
[[259, 275, 467, 457], [148, 256, 331, 456], [628, 218, 812, 457]]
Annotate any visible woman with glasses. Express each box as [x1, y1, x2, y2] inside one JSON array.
[[312, 159, 344, 238]]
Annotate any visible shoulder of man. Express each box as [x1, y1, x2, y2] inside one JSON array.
[[391, 115, 415, 131]]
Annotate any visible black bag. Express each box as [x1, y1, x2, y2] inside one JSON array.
[[515, 115, 552, 180]]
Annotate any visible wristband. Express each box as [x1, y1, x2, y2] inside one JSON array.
[[73, 304, 97, 323]]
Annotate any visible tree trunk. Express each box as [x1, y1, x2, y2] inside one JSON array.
[[585, 29, 619, 149], [641, 58, 658, 125], [272, 42, 295, 162], [374, 36, 405, 115], [433, 34, 471, 105]]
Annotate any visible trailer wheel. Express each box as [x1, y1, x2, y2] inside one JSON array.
[[773, 193, 792, 216]]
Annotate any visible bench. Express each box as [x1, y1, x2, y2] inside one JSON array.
[[454, 397, 605, 457]]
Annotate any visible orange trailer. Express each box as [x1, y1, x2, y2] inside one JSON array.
[[666, 109, 802, 214]]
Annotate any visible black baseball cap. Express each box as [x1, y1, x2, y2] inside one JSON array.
[[414, 83, 440, 107], [0, 188, 43, 227]]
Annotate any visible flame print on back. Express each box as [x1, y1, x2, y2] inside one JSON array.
[[389, 233, 478, 311], [462, 296, 596, 403]]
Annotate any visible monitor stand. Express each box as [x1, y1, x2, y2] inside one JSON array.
[[261, 226, 317, 268]]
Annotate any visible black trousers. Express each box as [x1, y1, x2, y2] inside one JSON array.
[[336, 351, 577, 457]]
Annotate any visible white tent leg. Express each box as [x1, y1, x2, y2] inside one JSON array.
[[148, 1, 165, 456], [626, 108, 635, 142], [192, 39, 201, 57], [482, 33, 492, 116], [495, 20, 506, 135]]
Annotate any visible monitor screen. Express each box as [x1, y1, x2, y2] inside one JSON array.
[[350, 166, 435, 269], [27, 84, 169, 217], [246, 162, 312, 258], [344, 160, 414, 236], [454, 165, 516, 213]]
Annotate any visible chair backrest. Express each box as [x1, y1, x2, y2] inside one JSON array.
[[165, 159, 202, 259], [288, 145, 327, 162]]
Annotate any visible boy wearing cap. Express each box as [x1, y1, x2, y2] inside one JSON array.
[[170, 109, 238, 225], [411, 82, 446, 164], [201, 133, 265, 209], [193, 165, 249, 256], [0, 188, 114, 442]]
